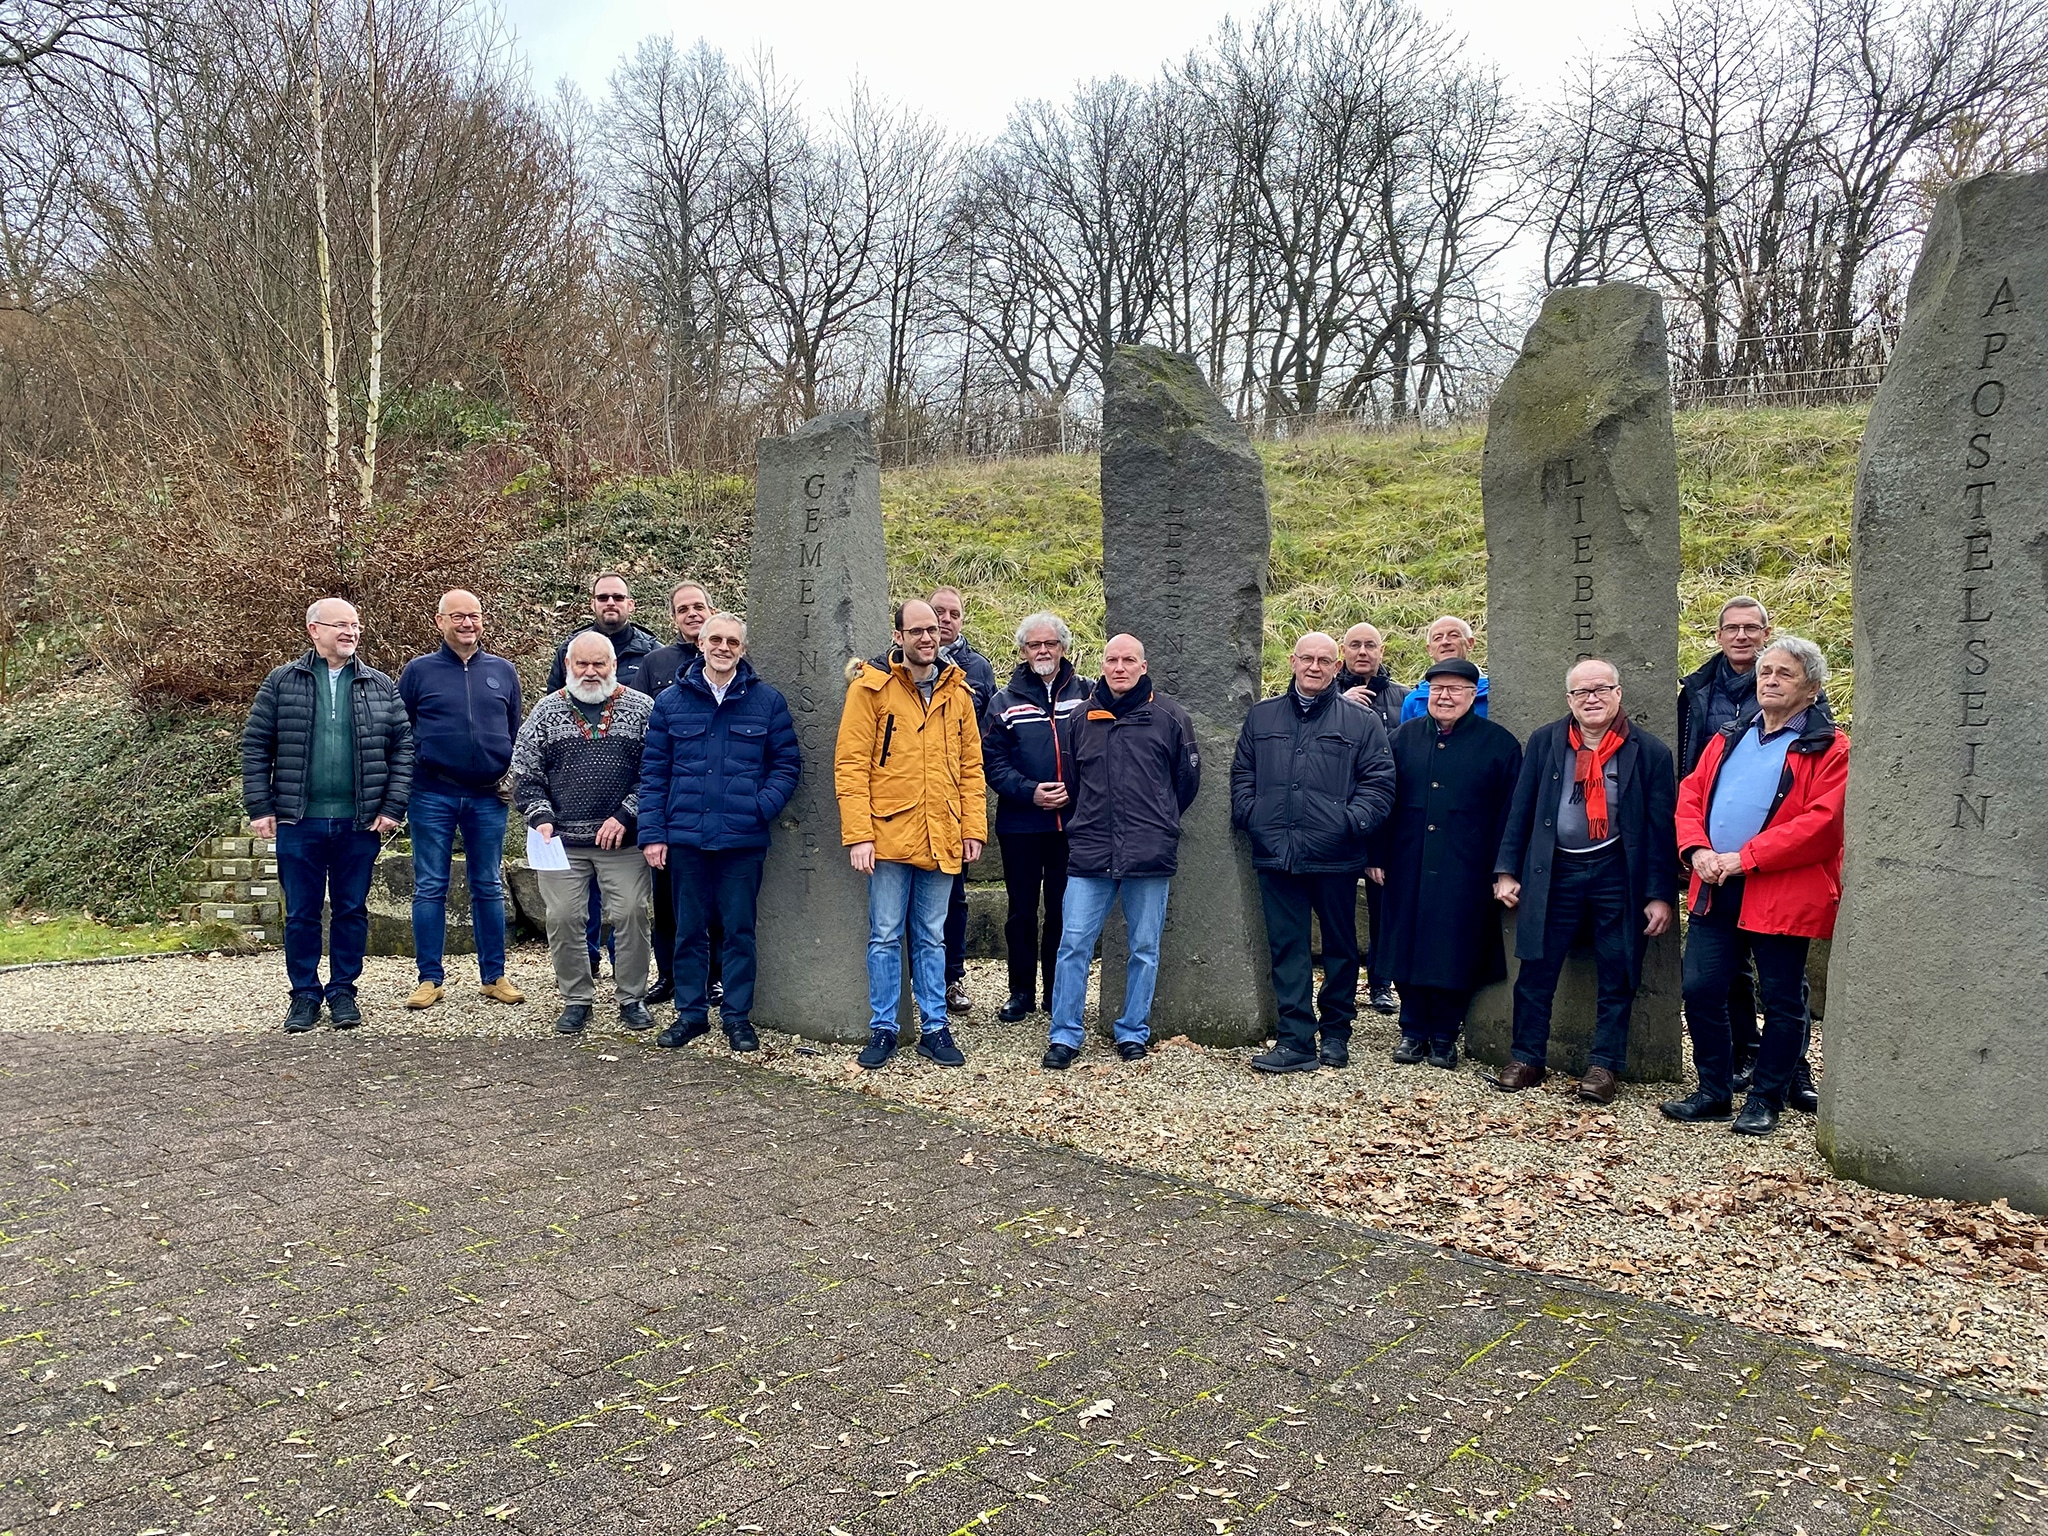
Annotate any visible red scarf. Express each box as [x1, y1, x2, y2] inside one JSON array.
[[1569, 715, 1628, 842]]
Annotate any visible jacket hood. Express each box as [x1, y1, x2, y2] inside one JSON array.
[[846, 651, 964, 699]]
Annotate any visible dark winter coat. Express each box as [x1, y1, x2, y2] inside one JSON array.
[[940, 638, 998, 721], [1230, 684, 1396, 874], [1371, 711, 1522, 991], [1064, 677, 1201, 880], [546, 621, 661, 694], [1494, 716, 1680, 988], [1335, 666, 1408, 733], [397, 644, 522, 796], [981, 659, 1091, 835], [241, 650, 414, 830], [640, 638, 701, 700], [637, 659, 802, 851], [1676, 652, 1758, 775]]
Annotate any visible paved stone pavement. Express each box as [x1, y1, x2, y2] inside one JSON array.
[[1, 1030, 2040, 1536]]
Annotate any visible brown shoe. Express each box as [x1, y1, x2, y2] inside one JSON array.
[[1492, 1060, 1545, 1092], [1578, 1066, 1620, 1104], [404, 980, 444, 1010], [478, 977, 525, 1005]]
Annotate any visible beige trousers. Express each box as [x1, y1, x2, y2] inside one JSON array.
[[538, 845, 652, 1006]]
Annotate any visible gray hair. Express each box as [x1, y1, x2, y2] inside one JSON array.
[[1428, 614, 1474, 638], [306, 597, 354, 625], [1758, 635, 1828, 686], [1718, 595, 1769, 627], [566, 631, 618, 665], [703, 610, 748, 642], [1564, 657, 1620, 687], [1014, 611, 1072, 650]]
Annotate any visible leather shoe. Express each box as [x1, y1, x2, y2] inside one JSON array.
[[659, 1017, 710, 1049], [998, 994, 1034, 1023], [1731, 1096, 1781, 1135], [1117, 1039, 1149, 1062], [1318, 1037, 1350, 1068], [1492, 1060, 1546, 1092], [1042, 1043, 1078, 1070], [644, 977, 675, 1006], [1732, 1055, 1756, 1092], [1659, 1089, 1733, 1122], [724, 1021, 760, 1053], [946, 981, 974, 1013], [1789, 1058, 1819, 1113], [1368, 984, 1399, 1015], [1250, 1044, 1320, 1074], [1577, 1066, 1620, 1105], [554, 1004, 592, 1035], [619, 1002, 656, 1032], [1426, 1041, 1459, 1070], [1390, 1034, 1427, 1065]]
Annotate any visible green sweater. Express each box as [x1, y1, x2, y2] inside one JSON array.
[[306, 660, 358, 819]]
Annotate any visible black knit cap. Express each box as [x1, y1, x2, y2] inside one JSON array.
[[1422, 657, 1481, 684]]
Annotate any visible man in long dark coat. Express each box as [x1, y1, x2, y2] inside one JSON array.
[[1368, 658, 1522, 1068]]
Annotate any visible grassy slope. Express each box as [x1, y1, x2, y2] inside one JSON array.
[[884, 404, 1862, 717]]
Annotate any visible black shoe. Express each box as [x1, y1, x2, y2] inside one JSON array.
[[1250, 1044, 1320, 1074], [1732, 1055, 1756, 1092], [1731, 1096, 1781, 1136], [284, 997, 321, 1033], [1319, 1037, 1350, 1068], [918, 1027, 967, 1067], [327, 994, 362, 1029], [1117, 1038, 1149, 1062], [1391, 1034, 1427, 1065], [588, 955, 602, 979], [554, 1004, 592, 1035], [644, 977, 675, 1006], [1368, 985, 1399, 1015], [707, 980, 724, 1005], [998, 994, 1034, 1023], [1426, 1041, 1459, 1070], [658, 1017, 709, 1049], [619, 1002, 656, 1032], [1042, 1042, 1078, 1070], [1659, 1089, 1733, 1122], [725, 1021, 760, 1053], [857, 1029, 898, 1069], [1789, 1058, 1819, 1114]]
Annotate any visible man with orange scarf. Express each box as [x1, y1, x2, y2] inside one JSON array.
[[1492, 658, 1679, 1104]]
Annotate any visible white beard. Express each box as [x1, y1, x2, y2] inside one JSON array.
[[1031, 658, 1059, 677], [568, 677, 615, 705]]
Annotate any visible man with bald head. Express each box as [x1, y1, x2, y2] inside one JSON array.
[[1491, 658, 1678, 1103], [1041, 634, 1201, 1069], [242, 597, 413, 1033], [1399, 615, 1491, 722], [1232, 632, 1397, 1072], [398, 591, 525, 1011]]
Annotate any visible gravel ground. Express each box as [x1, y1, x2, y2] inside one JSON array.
[[4, 943, 2044, 1403]]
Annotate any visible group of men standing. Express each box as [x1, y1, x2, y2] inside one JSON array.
[[241, 580, 1844, 1137]]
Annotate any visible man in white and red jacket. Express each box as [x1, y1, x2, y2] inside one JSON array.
[[1662, 636, 1849, 1137]]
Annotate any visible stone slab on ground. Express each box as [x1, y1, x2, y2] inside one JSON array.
[[1470, 281, 1684, 1082], [0, 1027, 2036, 1535], [1824, 169, 2048, 1215]]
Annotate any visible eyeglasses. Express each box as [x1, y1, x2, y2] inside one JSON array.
[[1719, 622, 1767, 636], [312, 620, 362, 632], [1293, 655, 1337, 666], [1566, 684, 1620, 700], [901, 625, 940, 638], [1022, 639, 1062, 651], [704, 637, 743, 649], [593, 592, 630, 604], [443, 612, 482, 623]]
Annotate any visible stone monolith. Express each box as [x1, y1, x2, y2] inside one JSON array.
[[748, 411, 892, 1043], [1821, 170, 2048, 1215], [1097, 345, 1276, 1046], [1467, 282, 1684, 1080]]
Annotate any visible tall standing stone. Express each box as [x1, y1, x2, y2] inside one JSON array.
[[1821, 170, 2048, 1215], [1467, 282, 1684, 1080], [748, 411, 891, 1043], [1097, 345, 1275, 1046]]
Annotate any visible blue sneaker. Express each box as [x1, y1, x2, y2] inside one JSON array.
[[856, 1029, 898, 1069], [917, 1027, 966, 1067]]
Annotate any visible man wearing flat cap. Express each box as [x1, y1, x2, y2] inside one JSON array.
[[1369, 657, 1522, 1068]]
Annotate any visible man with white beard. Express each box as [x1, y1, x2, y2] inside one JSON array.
[[979, 612, 1091, 1021], [512, 632, 657, 1035]]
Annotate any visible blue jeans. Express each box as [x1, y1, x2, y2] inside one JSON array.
[[867, 861, 952, 1035], [408, 787, 508, 985], [1048, 875, 1170, 1048], [1681, 879, 1811, 1107], [275, 817, 382, 1003], [670, 846, 764, 1026]]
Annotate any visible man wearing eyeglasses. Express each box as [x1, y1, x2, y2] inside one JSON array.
[[242, 598, 414, 1034], [1231, 632, 1396, 1073], [1491, 659, 1678, 1104], [639, 582, 719, 1008], [930, 585, 997, 1017], [397, 591, 525, 1012]]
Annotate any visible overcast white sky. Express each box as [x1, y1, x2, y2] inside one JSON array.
[[499, 0, 1641, 134]]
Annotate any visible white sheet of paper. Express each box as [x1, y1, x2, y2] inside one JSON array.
[[525, 826, 571, 871]]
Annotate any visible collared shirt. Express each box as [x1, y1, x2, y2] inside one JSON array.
[[1706, 710, 1806, 853], [708, 674, 732, 705]]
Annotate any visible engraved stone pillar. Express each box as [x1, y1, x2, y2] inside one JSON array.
[[748, 411, 892, 1042], [1097, 345, 1276, 1046], [1467, 282, 1685, 1081], [1821, 170, 2048, 1214]]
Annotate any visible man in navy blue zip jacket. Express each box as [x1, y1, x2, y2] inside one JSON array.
[[980, 612, 1091, 1022], [638, 612, 802, 1053], [398, 590, 526, 1011]]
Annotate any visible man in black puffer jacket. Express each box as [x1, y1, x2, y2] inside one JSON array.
[[242, 598, 414, 1035], [1231, 632, 1396, 1074]]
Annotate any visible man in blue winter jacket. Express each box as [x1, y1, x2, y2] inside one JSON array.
[[637, 612, 801, 1054], [398, 590, 526, 1012]]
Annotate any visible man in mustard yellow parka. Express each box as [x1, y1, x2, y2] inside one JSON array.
[[836, 598, 988, 1069]]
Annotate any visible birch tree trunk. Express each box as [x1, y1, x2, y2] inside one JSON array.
[[355, 0, 384, 529], [307, 0, 341, 542]]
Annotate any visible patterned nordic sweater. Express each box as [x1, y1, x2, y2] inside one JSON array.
[[512, 686, 655, 845]]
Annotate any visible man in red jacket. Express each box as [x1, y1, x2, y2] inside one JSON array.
[[1662, 636, 1848, 1136]]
